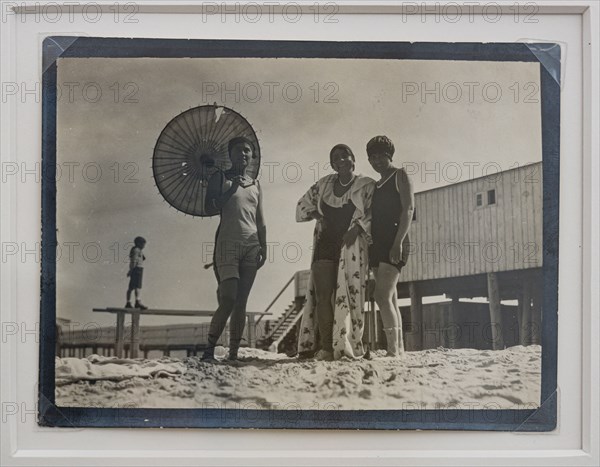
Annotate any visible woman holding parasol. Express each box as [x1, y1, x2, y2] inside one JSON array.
[[152, 106, 265, 362], [201, 136, 267, 361]]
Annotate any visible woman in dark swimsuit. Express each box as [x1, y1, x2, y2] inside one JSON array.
[[367, 136, 414, 358], [296, 144, 372, 361]]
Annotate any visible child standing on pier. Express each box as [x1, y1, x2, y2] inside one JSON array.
[[126, 236, 148, 310]]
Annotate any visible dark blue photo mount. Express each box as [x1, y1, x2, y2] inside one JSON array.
[[39, 37, 560, 430]]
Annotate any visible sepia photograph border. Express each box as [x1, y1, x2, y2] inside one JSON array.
[[38, 37, 560, 431]]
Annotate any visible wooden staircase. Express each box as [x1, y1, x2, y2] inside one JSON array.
[[256, 298, 305, 352]]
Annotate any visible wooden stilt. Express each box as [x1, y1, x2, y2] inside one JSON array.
[[448, 296, 459, 348], [368, 296, 377, 350], [408, 282, 423, 351], [439, 304, 447, 348], [486, 272, 504, 350], [247, 314, 256, 348], [516, 291, 523, 345], [520, 284, 532, 345], [115, 311, 125, 358], [130, 311, 140, 358], [531, 283, 542, 345]]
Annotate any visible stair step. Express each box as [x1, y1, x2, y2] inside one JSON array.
[[260, 299, 305, 344]]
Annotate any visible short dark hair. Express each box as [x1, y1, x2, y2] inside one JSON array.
[[329, 143, 355, 166], [366, 135, 395, 159], [227, 136, 255, 157], [134, 236, 146, 247]]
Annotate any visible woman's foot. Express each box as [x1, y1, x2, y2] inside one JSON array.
[[315, 350, 334, 361], [134, 301, 148, 310], [297, 350, 316, 360], [384, 327, 402, 358], [201, 348, 216, 362]]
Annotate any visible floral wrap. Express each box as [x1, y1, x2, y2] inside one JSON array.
[[296, 174, 375, 359]]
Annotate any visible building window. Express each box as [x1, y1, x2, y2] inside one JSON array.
[[476, 193, 483, 207], [487, 189, 496, 205]]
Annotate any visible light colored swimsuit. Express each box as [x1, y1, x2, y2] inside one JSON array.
[[214, 178, 260, 281]]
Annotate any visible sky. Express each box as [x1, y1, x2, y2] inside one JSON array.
[[56, 57, 541, 327]]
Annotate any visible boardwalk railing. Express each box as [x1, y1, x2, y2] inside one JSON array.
[[58, 323, 233, 359], [91, 308, 271, 358]]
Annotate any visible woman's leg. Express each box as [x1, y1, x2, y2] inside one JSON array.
[[390, 279, 405, 352], [374, 263, 401, 328], [228, 264, 258, 358], [311, 260, 338, 354], [373, 263, 402, 356], [203, 278, 238, 358]]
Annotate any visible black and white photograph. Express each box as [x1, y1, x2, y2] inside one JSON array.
[[40, 38, 559, 429]]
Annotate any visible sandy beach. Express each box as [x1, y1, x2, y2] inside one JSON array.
[[56, 345, 541, 410]]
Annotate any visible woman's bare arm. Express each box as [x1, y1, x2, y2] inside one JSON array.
[[256, 182, 267, 268], [390, 169, 414, 263], [204, 172, 238, 215]]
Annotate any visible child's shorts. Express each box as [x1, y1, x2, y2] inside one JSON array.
[[214, 241, 260, 282], [128, 267, 143, 289]]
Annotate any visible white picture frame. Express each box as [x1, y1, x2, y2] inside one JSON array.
[[0, 1, 597, 465]]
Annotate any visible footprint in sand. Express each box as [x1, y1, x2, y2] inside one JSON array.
[[481, 384, 503, 390], [476, 360, 495, 368]]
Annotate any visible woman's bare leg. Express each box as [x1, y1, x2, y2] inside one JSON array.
[[391, 282, 405, 352], [229, 264, 258, 357], [311, 260, 338, 354], [373, 263, 402, 356], [204, 278, 238, 358]]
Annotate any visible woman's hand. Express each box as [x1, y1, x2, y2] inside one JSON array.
[[343, 224, 362, 248], [312, 211, 327, 238], [389, 239, 403, 265], [228, 176, 242, 190], [257, 247, 267, 269]]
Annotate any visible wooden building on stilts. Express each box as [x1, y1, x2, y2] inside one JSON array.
[[397, 161, 543, 351]]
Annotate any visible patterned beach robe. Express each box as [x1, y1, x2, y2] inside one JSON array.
[[296, 174, 376, 359]]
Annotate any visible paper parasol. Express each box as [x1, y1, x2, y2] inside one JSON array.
[[152, 105, 260, 216]]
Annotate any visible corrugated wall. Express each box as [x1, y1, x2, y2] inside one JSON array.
[[401, 162, 542, 282]]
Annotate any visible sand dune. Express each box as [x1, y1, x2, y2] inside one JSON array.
[[56, 345, 541, 411]]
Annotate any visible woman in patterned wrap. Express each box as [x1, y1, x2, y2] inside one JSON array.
[[296, 144, 375, 361]]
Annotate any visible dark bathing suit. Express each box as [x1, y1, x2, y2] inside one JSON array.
[[370, 169, 410, 270], [314, 199, 356, 262]]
